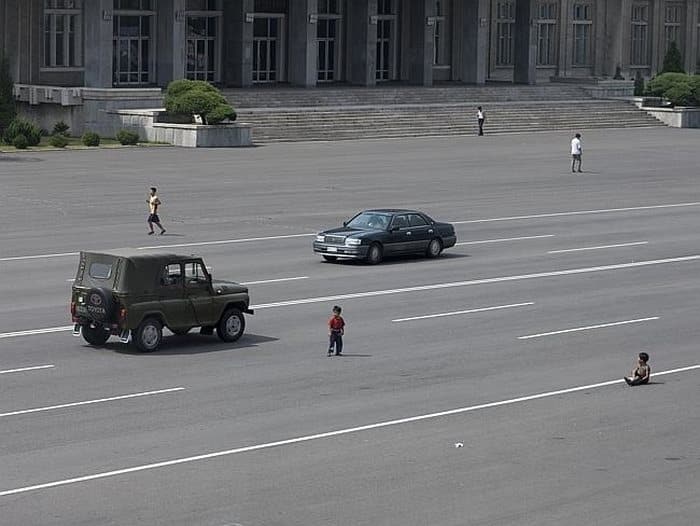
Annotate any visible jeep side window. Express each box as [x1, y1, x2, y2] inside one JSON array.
[[160, 263, 183, 287], [185, 262, 208, 285]]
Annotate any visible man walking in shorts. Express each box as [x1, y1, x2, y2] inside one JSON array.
[[571, 133, 583, 173], [147, 187, 166, 235]]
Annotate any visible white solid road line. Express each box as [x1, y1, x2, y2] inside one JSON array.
[[2, 364, 698, 497], [547, 241, 648, 254], [392, 302, 534, 323], [0, 364, 55, 375], [4, 253, 700, 340], [240, 276, 309, 286], [452, 201, 700, 224], [456, 235, 554, 246], [66, 275, 309, 285], [518, 317, 659, 340], [0, 325, 74, 339], [138, 232, 315, 250], [251, 254, 700, 309], [0, 387, 185, 418], [0, 251, 79, 262]]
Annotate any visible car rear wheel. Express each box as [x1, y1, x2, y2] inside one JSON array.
[[81, 324, 110, 346], [426, 238, 443, 258], [133, 318, 163, 352], [217, 308, 245, 342], [366, 243, 383, 265], [322, 255, 337, 262]]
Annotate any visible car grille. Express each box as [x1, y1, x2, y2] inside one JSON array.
[[324, 235, 346, 245]]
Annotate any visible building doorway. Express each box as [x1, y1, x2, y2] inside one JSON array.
[[185, 1, 222, 82], [253, 14, 286, 82], [317, 0, 343, 82], [376, 0, 398, 81], [112, 0, 156, 86]]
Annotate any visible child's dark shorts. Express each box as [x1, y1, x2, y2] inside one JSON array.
[[148, 213, 161, 223]]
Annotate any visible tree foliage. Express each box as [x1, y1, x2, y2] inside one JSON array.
[[661, 42, 684, 74], [645, 73, 700, 106]]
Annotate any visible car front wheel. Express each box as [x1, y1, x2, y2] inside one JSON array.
[[133, 318, 163, 352], [366, 243, 383, 265], [81, 324, 110, 346], [217, 308, 245, 342], [426, 238, 443, 258]]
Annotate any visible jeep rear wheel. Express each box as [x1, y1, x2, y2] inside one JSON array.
[[217, 308, 245, 342], [82, 324, 110, 346], [133, 318, 163, 352]]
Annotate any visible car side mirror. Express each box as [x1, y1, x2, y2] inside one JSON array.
[[343, 221, 348, 227]]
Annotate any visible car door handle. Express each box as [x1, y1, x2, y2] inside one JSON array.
[[428, 229, 434, 234], [406, 231, 412, 236]]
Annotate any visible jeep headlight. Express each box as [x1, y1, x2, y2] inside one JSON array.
[[345, 238, 362, 246], [315, 234, 325, 242]]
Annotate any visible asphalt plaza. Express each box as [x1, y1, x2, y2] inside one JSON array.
[[1, 128, 700, 525]]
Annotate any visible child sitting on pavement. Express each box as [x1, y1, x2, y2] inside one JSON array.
[[624, 352, 651, 386]]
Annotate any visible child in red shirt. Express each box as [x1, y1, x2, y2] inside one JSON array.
[[327, 305, 345, 356]]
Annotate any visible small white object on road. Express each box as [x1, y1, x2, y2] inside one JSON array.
[[455, 442, 464, 448]]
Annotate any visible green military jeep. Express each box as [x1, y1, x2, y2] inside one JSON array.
[[70, 249, 254, 352]]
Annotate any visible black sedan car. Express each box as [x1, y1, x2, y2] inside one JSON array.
[[313, 209, 457, 264]]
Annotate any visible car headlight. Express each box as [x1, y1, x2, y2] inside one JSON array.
[[315, 235, 325, 242], [345, 238, 362, 246]]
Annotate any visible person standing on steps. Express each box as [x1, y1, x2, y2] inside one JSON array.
[[571, 133, 583, 173], [147, 186, 166, 235], [327, 305, 345, 357], [477, 106, 485, 136]]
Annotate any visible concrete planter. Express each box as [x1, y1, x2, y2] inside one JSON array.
[[110, 109, 252, 147], [632, 98, 700, 128]]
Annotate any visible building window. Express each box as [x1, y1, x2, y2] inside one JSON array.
[[112, 0, 155, 86], [377, 0, 393, 16], [664, 3, 683, 52], [536, 1, 557, 66], [317, 0, 342, 82], [433, 0, 451, 66], [697, 9, 700, 69], [495, 1, 515, 66], [630, 3, 649, 66], [43, 0, 83, 68], [186, 0, 222, 81], [572, 3, 593, 66]]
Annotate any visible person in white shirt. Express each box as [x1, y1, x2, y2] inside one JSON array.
[[146, 186, 166, 235], [477, 106, 485, 136], [570, 133, 582, 173]]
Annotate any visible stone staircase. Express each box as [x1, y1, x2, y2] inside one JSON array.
[[223, 84, 665, 143]]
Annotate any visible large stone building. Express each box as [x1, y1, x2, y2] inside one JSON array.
[[2, 0, 699, 91]]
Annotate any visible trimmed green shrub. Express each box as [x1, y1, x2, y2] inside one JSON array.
[[633, 71, 645, 96], [163, 79, 236, 124], [206, 104, 236, 124], [52, 121, 70, 135], [0, 52, 15, 135], [661, 41, 684, 74], [82, 131, 100, 147], [116, 129, 140, 145], [13, 134, 28, 149], [4, 118, 42, 146], [49, 134, 69, 148], [645, 73, 700, 106]]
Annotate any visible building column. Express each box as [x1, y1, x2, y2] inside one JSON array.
[[685, 0, 699, 72], [592, 0, 606, 76], [223, 0, 254, 87], [456, 0, 489, 84], [513, 0, 537, 84], [605, 0, 632, 77], [557, 0, 572, 77], [406, 0, 435, 85], [84, 0, 114, 87], [650, 0, 663, 74], [347, 0, 377, 86], [157, 0, 187, 87], [288, 0, 318, 87]]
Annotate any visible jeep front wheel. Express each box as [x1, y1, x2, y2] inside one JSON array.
[[133, 318, 163, 352], [82, 324, 110, 346], [217, 308, 245, 342]]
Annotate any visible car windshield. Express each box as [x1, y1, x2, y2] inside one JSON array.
[[346, 212, 392, 230]]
